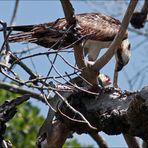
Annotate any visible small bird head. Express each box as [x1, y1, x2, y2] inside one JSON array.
[[116, 38, 131, 71], [98, 73, 111, 87]]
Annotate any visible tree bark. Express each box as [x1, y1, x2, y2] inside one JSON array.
[[55, 86, 148, 139], [46, 120, 71, 148]]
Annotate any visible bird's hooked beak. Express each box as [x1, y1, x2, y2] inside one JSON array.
[[116, 38, 131, 72]]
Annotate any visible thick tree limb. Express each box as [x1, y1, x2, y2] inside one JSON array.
[[89, 132, 108, 148], [41, 86, 148, 147], [123, 134, 140, 148], [57, 86, 148, 139], [73, 45, 99, 85], [46, 120, 71, 148]]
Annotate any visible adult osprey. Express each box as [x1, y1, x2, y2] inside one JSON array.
[[3, 12, 131, 71]]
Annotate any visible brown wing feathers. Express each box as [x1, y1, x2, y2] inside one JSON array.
[[3, 13, 128, 48]]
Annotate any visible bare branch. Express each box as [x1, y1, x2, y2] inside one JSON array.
[[73, 45, 86, 70], [141, 0, 148, 15], [10, 0, 19, 26], [92, 0, 138, 70], [0, 81, 45, 102], [123, 134, 140, 148], [46, 120, 71, 148], [89, 132, 108, 148], [0, 21, 11, 53], [10, 53, 38, 80], [73, 45, 99, 85], [60, 0, 75, 25]]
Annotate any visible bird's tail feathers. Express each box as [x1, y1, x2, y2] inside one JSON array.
[[0, 25, 34, 32], [9, 32, 37, 43], [0, 25, 37, 43]]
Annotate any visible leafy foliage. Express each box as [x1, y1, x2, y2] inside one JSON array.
[[0, 90, 44, 148], [63, 139, 93, 148]]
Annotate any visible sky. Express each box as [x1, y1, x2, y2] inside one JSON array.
[[0, 0, 148, 147]]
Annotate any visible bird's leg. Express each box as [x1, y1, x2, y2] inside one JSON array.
[[113, 62, 119, 88]]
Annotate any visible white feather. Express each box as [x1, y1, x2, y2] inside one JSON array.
[[82, 39, 111, 61]]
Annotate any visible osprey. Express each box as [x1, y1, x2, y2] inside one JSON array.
[[2, 12, 131, 71]]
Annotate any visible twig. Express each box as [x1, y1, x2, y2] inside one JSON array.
[[42, 94, 57, 113], [1, 66, 70, 92], [0, 68, 24, 85], [0, 80, 65, 114], [40, 25, 75, 90], [0, 81, 45, 102], [0, 21, 12, 53], [9, 53, 38, 80], [13, 45, 39, 54], [55, 91, 97, 130], [0, 62, 17, 77], [11, 51, 58, 64], [48, 57, 99, 95], [58, 105, 87, 124], [24, 71, 79, 84], [10, 0, 19, 26], [75, 72, 93, 87], [57, 53, 81, 71], [0, 29, 12, 53]]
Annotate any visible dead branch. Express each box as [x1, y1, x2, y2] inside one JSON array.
[[60, 0, 97, 86], [10, 0, 19, 26], [0, 94, 30, 147], [60, 0, 75, 26], [9, 53, 38, 80], [73, 45, 99, 85], [123, 134, 140, 148], [89, 132, 108, 148], [0, 81, 45, 102], [46, 120, 71, 148]]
